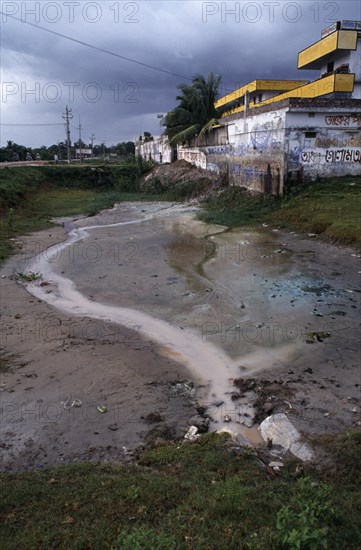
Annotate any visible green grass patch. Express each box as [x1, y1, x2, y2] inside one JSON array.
[[0, 157, 155, 264], [1, 432, 360, 549], [269, 177, 361, 246], [198, 177, 361, 248], [198, 186, 279, 226], [0, 188, 124, 263]]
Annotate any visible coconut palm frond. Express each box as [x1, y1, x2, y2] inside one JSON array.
[[164, 73, 225, 146], [169, 124, 201, 145]]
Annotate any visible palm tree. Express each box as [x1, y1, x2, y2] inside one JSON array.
[[164, 73, 235, 146]]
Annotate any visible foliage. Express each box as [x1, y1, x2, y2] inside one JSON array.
[[198, 177, 361, 247], [1, 432, 361, 549], [14, 271, 42, 282], [111, 528, 179, 550], [111, 156, 153, 192], [199, 186, 278, 226], [275, 478, 334, 549], [270, 176, 361, 246], [0, 140, 135, 162], [164, 73, 237, 146], [138, 132, 154, 143], [0, 186, 124, 263]]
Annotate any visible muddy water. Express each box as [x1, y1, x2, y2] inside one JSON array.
[[25, 202, 348, 440]]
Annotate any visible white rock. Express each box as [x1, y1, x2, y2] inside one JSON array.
[[269, 461, 284, 469], [259, 413, 313, 462], [184, 426, 200, 442]]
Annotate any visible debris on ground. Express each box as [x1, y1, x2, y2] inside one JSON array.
[[61, 396, 83, 409], [259, 413, 313, 461]]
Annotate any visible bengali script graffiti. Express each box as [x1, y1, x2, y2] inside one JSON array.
[[300, 148, 361, 164], [325, 148, 361, 163], [325, 114, 361, 127]]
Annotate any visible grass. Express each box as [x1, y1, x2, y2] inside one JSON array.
[[0, 188, 125, 263], [269, 177, 361, 246], [1, 432, 360, 549], [0, 159, 155, 263], [1, 167, 361, 547], [198, 177, 361, 248], [198, 186, 279, 227]]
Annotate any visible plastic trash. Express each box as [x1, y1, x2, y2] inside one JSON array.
[[61, 396, 83, 409]]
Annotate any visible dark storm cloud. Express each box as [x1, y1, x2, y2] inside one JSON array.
[[1, 0, 360, 147]]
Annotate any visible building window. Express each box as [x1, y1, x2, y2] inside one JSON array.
[[308, 112, 315, 118], [305, 132, 317, 138], [327, 61, 334, 73]]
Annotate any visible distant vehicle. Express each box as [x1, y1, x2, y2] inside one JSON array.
[[26, 153, 32, 161], [35, 153, 41, 160], [12, 152, 19, 161]]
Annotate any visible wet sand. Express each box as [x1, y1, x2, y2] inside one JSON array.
[[0, 202, 360, 470]]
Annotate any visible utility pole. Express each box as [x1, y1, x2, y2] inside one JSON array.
[[90, 133, 95, 159], [77, 116, 84, 163], [62, 105, 73, 163], [244, 90, 249, 134]]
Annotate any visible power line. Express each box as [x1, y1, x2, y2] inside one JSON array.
[[1, 123, 65, 126], [1, 27, 40, 77], [1, 12, 192, 81], [1, 13, 238, 94]]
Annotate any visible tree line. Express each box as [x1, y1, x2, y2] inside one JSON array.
[[0, 140, 135, 162]]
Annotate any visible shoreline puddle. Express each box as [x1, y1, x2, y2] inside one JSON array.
[[24, 202, 347, 442]]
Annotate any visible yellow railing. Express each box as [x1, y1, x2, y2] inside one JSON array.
[[298, 30, 357, 69], [220, 74, 355, 117]]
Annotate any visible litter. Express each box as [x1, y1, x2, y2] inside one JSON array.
[[61, 396, 82, 409], [97, 405, 107, 414]]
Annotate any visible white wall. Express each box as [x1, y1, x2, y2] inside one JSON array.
[[285, 109, 361, 180], [135, 137, 173, 163]]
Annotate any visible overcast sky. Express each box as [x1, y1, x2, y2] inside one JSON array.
[[1, 0, 360, 148]]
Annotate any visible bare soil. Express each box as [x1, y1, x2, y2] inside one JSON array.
[[0, 204, 360, 471], [0, 227, 199, 471]]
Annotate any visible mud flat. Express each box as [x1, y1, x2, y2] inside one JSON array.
[[0, 202, 360, 470]]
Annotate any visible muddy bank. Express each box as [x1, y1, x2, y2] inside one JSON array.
[[0, 202, 360, 470], [0, 224, 200, 471]]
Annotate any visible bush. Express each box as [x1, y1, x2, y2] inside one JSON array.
[[275, 477, 334, 550], [111, 156, 153, 192]]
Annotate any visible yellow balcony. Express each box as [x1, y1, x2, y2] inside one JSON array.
[[298, 30, 357, 70], [215, 79, 308, 109], [221, 74, 355, 117]]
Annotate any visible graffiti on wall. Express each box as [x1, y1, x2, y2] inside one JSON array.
[[300, 147, 361, 164], [231, 164, 266, 179], [325, 149, 361, 163], [315, 135, 361, 148], [207, 145, 231, 156], [300, 151, 322, 163], [249, 123, 283, 151], [325, 114, 361, 127], [178, 149, 207, 170]]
